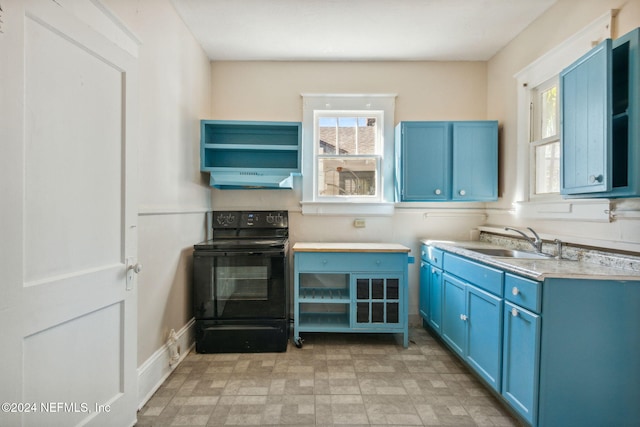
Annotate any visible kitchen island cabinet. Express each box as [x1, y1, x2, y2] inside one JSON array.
[[293, 243, 412, 348], [420, 241, 640, 427]]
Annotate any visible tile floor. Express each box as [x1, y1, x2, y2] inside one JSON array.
[[136, 327, 522, 426]]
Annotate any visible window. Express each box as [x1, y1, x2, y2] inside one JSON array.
[[530, 78, 560, 196], [301, 94, 396, 216], [316, 114, 381, 198], [513, 11, 613, 221]]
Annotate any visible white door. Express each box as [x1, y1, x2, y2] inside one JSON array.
[[0, 1, 139, 426]]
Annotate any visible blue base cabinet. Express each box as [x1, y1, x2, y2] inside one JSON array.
[[293, 244, 411, 348], [440, 255, 504, 392], [421, 244, 640, 426], [537, 278, 640, 426], [502, 274, 541, 426], [395, 121, 498, 202], [419, 245, 444, 333]]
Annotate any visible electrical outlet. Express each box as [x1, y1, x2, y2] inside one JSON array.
[[353, 219, 366, 228]]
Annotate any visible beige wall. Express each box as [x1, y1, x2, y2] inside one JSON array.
[[211, 61, 487, 122], [487, 0, 640, 248], [104, 0, 212, 366]]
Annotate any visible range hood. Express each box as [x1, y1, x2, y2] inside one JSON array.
[[208, 171, 298, 189]]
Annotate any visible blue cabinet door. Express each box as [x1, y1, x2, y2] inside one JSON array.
[[428, 266, 443, 334], [398, 122, 450, 201], [560, 39, 612, 195], [451, 121, 499, 201], [466, 284, 503, 392], [441, 273, 466, 357], [419, 260, 430, 322], [502, 302, 540, 426]]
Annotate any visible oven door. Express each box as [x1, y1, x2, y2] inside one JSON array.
[[193, 249, 287, 320]]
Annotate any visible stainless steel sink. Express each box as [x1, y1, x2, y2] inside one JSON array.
[[464, 247, 554, 259]]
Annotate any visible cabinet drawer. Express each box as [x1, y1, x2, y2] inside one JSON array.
[[421, 245, 444, 268], [505, 274, 541, 313], [443, 253, 503, 296], [296, 252, 403, 272]]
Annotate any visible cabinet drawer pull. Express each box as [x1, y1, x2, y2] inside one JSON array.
[[459, 189, 466, 196], [322, 259, 328, 265], [511, 308, 519, 317], [434, 189, 442, 195], [433, 257, 438, 263], [512, 287, 519, 296], [589, 174, 604, 184], [460, 314, 468, 321], [376, 260, 381, 265]]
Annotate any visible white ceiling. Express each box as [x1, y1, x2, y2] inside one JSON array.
[[171, 0, 557, 61]]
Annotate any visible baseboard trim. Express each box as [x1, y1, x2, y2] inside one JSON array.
[[137, 318, 196, 410]]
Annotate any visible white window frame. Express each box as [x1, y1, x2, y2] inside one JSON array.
[[529, 76, 560, 198], [513, 11, 613, 221], [314, 111, 383, 201], [301, 94, 396, 216]]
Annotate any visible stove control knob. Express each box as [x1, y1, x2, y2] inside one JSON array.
[[266, 214, 274, 224]]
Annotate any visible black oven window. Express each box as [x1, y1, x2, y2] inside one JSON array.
[[216, 262, 269, 301], [211, 254, 285, 319]]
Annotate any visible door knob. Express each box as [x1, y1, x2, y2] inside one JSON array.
[[126, 258, 142, 290]]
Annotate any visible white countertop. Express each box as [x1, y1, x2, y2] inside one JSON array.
[[422, 239, 640, 281], [293, 242, 411, 253]]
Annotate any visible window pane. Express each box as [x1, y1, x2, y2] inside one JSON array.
[[535, 142, 560, 194], [318, 116, 377, 155], [318, 117, 337, 154], [318, 157, 378, 196], [338, 117, 357, 154], [540, 86, 557, 139], [358, 117, 377, 155]]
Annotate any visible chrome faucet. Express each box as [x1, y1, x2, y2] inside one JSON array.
[[504, 227, 543, 253]]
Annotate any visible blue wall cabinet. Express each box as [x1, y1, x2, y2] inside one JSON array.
[[451, 122, 499, 201], [395, 121, 498, 201], [561, 27, 640, 197], [200, 120, 301, 189], [293, 244, 411, 348]]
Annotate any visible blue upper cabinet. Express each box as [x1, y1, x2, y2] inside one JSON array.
[[395, 122, 450, 201], [395, 121, 498, 202], [452, 122, 499, 201], [561, 27, 640, 198], [200, 120, 302, 189]]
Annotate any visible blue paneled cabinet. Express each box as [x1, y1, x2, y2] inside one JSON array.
[[395, 121, 498, 201], [419, 245, 443, 334], [561, 27, 640, 197]]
